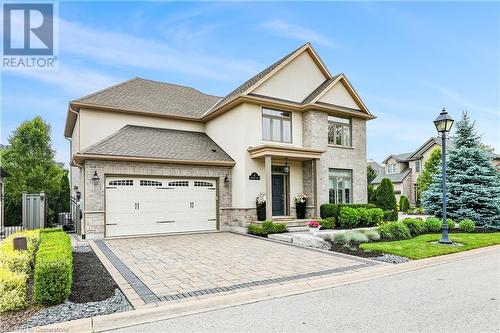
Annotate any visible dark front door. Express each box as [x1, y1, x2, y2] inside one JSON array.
[[272, 175, 285, 216]]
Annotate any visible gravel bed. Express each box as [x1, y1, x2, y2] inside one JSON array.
[[372, 254, 410, 264], [19, 289, 132, 329]]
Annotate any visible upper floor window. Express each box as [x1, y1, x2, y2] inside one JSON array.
[[415, 161, 421, 173], [328, 116, 351, 146], [388, 164, 397, 174], [262, 108, 292, 143]]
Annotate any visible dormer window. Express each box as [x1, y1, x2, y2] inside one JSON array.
[[388, 164, 397, 174], [262, 108, 292, 143]]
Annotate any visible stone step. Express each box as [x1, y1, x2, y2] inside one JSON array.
[[286, 226, 310, 233]]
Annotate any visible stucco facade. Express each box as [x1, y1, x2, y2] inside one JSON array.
[[65, 43, 375, 238]]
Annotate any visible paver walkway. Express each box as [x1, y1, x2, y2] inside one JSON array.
[[98, 232, 378, 304]]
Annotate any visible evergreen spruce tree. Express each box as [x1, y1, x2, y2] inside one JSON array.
[[422, 112, 500, 227]]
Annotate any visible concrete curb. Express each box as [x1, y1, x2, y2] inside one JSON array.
[[20, 244, 499, 333]]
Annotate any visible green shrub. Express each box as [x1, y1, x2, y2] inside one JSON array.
[[331, 232, 351, 245], [357, 208, 371, 227], [383, 210, 398, 222], [0, 230, 40, 275], [373, 178, 398, 211], [34, 231, 73, 305], [320, 203, 376, 220], [399, 195, 410, 212], [446, 219, 456, 230], [424, 217, 442, 233], [349, 231, 369, 244], [402, 218, 426, 236], [377, 222, 411, 240], [248, 221, 287, 236], [0, 268, 27, 312], [368, 208, 384, 226], [338, 207, 360, 229], [459, 219, 475, 233], [362, 229, 381, 241], [319, 217, 335, 230]]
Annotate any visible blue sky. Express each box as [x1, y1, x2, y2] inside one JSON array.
[[1, 1, 499, 165]]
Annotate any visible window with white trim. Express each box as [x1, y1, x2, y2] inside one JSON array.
[[415, 161, 421, 173], [109, 180, 133, 186], [140, 180, 162, 186], [168, 181, 189, 187], [194, 181, 213, 187], [328, 169, 352, 204], [328, 116, 351, 146], [387, 164, 397, 174], [262, 108, 292, 143]]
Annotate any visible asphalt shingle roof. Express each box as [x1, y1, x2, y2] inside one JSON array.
[[371, 168, 411, 184], [73, 78, 222, 119], [82, 125, 233, 162]]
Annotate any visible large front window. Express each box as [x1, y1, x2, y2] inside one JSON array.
[[329, 169, 352, 204], [262, 108, 292, 143], [328, 116, 351, 146]]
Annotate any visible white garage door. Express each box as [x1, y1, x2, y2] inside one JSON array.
[[105, 177, 217, 237]]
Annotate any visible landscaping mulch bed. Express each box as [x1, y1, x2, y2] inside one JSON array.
[[70, 248, 118, 303], [1, 245, 132, 332], [328, 242, 410, 264]]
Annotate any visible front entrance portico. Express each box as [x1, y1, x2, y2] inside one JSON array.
[[248, 144, 325, 219]]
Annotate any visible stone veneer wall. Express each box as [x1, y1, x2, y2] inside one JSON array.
[[303, 110, 368, 206], [82, 160, 232, 239]]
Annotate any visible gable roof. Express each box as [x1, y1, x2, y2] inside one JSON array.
[[65, 43, 375, 137], [204, 42, 332, 116], [76, 125, 233, 165], [72, 78, 222, 119], [371, 168, 411, 184], [383, 152, 412, 164]]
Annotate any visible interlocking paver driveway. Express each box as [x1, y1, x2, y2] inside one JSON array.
[[102, 232, 377, 303]]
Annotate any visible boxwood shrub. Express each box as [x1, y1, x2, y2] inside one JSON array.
[[34, 231, 73, 305], [320, 203, 376, 220], [402, 218, 426, 236], [377, 221, 411, 240], [0, 230, 41, 275], [369, 208, 384, 226], [0, 268, 28, 312], [338, 207, 360, 228], [383, 210, 398, 222], [459, 219, 475, 233]]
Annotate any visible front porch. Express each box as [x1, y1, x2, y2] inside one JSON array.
[[247, 144, 326, 221]]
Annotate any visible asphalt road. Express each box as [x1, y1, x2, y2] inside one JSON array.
[[110, 249, 500, 333]]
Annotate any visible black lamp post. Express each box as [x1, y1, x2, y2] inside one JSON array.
[[433, 108, 454, 244]]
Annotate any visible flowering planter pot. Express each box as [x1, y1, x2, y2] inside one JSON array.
[[296, 201, 307, 219], [309, 227, 320, 233], [256, 203, 266, 221]]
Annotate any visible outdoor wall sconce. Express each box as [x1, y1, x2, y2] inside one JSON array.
[[224, 174, 230, 187], [91, 170, 100, 185], [283, 158, 289, 174]]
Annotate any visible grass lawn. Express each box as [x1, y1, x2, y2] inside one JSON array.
[[360, 233, 500, 259]]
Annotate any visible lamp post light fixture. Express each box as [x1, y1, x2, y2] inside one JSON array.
[[91, 171, 100, 185], [433, 108, 454, 244]]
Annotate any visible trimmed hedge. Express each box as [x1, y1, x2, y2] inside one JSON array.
[[34, 231, 73, 305], [377, 221, 411, 240], [248, 221, 287, 237], [0, 268, 27, 312], [337, 207, 384, 229], [0, 230, 40, 275], [320, 203, 377, 220], [402, 218, 426, 236]]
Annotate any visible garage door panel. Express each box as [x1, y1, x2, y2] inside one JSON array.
[[105, 177, 217, 237]]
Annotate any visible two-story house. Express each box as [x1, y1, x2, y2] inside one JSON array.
[[64, 43, 375, 239], [372, 137, 500, 205]]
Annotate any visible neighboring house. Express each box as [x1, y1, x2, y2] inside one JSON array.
[[367, 160, 384, 179], [372, 137, 500, 205], [0, 167, 9, 229], [64, 43, 375, 239]]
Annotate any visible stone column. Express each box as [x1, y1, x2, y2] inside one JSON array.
[[265, 155, 272, 220], [314, 158, 321, 217]]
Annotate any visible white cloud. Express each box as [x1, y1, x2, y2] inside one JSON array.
[[59, 19, 262, 81], [256, 19, 339, 48]]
